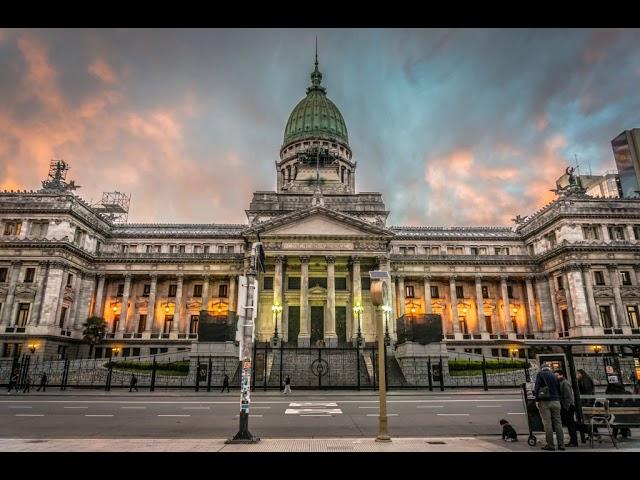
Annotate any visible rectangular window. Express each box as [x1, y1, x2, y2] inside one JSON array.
[[137, 315, 147, 333], [594, 271, 606, 286], [193, 245, 202, 254], [287, 277, 301, 290], [143, 284, 151, 297], [456, 285, 464, 298], [621, 271, 632, 286], [132, 348, 140, 356], [169, 245, 176, 253], [634, 226, 640, 241], [219, 284, 228, 298], [117, 283, 124, 296], [556, 276, 564, 291], [482, 286, 489, 299], [178, 245, 186, 253], [609, 226, 625, 241], [24, 268, 35, 283], [190, 315, 199, 334], [507, 285, 514, 298], [0, 268, 7, 282], [160, 348, 168, 353], [226, 246, 235, 253], [406, 247, 415, 255], [3, 221, 21, 236], [430, 246, 440, 255], [146, 245, 152, 253], [16, 303, 30, 327], [149, 348, 158, 355], [163, 315, 173, 333], [485, 315, 493, 334], [405, 285, 415, 298], [154, 245, 161, 253], [528, 244, 535, 255], [121, 244, 128, 253], [335, 277, 347, 290], [361, 277, 371, 290], [203, 246, 209, 254], [309, 277, 327, 289], [627, 305, 639, 329], [479, 247, 487, 255], [193, 284, 202, 297], [218, 245, 225, 254], [398, 246, 406, 255], [168, 284, 177, 297], [471, 247, 479, 256], [123, 348, 130, 358], [599, 305, 613, 328], [263, 277, 273, 290], [430, 286, 439, 299], [66, 273, 73, 287], [455, 247, 463, 255], [447, 247, 455, 255], [59, 306, 68, 328]]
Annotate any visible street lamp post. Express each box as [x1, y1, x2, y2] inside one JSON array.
[[271, 304, 282, 347], [382, 304, 392, 347], [353, 304, 364, 347]]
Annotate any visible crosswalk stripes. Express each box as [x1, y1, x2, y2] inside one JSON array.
[[285, 402, 342, 416]]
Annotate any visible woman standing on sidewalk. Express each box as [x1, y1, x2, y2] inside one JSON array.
[[283, 375, 291, 394]]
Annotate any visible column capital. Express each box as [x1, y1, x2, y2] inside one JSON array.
[[474, 274, 483, 281], [325, 256, 336, 264], [423, 274, 431, 281], [449, 274, 457, 282], [175, 273, 184, 280], [500, 275, 509, 282], [201, 273, 209, 280], [10, 260, 22, 267], [350, 255, 361, 264], [634, 265, 640, 272], [299, 255, 310, 264], [606, 264, 618, 272], [274, 255, 285, 264], [123, 273, 132, 280], [534, 273, 549, 282], [150, 273, 158, 281]]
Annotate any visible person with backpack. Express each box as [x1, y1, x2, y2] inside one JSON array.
[[534, 363, 564, 451]]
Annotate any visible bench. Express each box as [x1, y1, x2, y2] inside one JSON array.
[[580, 395, 640, 448]]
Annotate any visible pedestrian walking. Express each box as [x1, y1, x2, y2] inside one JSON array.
[[221, 374, 230, 393], [283, 375, 291, 394], [7, 368, 19, 393], [576, 369, 595, 396], [36, 372, 48, 392], [534, 363, 564, 451], [555, 369, 578, 447], [129, 373, 138, 392], [22, 374, 31, 393]]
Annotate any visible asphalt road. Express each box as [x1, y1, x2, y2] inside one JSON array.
[[0, 393, 529, 438]]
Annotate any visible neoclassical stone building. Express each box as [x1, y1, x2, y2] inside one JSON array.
[[1, 58, 640, 361]]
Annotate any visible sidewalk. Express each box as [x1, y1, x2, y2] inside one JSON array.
[[3, 388, 521, 397], [0, 436, 636, 452]]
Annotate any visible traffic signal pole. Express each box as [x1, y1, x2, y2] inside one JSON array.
[[226, 242, 263, 444]]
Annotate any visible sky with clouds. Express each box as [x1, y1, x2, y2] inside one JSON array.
[[1, 28, 639, 227]]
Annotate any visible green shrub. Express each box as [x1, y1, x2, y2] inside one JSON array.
[[109, 360, 190, 373]]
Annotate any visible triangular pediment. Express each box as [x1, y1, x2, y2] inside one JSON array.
[[243, 206, 394, 238]]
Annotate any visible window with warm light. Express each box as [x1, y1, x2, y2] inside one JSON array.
[[430, 286, 439, 299], [143, 284, 151, 297], [627, 305, 639, 328], [482, 286, 489, 299], [168, 284, 177, 297], [456, 286, 464, 298]]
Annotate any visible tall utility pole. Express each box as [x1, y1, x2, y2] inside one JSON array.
[[226, 241, 264, 444]]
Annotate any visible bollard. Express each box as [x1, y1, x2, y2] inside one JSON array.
[[207, 356, 212, 392], [427, 356, 433, 392], [439, 356, 445, 392], [481, 355, 488, 391], [150, 356, 157, 392]]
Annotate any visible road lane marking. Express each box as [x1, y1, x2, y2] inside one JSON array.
[[367, 414, 398, 417], [301, 414, 332, 417], [507, 412, 526, 415], [476, 405, 502, 408], [417, 406, 444, 408], [85, 415, 114, 417], [15, 414, 44, 417], [158, 414, 190, 417], [286, 408, 342, 415], [359, 406, 379, 409], [182, 407, 210, 410], [234, 414, 263, 417], [437, 414, 469, 416], [64, 406, 88, 409], [9, 406, 32, 409], [289, 402, 338, 407], [250, 407, 271, 409], [121, 407, 146, 409]]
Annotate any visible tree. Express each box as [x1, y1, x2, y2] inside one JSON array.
[[82, 316, 107, 358]]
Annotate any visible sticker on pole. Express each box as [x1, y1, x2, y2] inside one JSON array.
[[243, 361, 251, 370]]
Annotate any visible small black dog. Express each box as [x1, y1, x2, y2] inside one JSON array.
[[500, 419, 518, 441]]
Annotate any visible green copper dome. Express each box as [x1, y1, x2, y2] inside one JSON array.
[[283, 58, 349, 148]]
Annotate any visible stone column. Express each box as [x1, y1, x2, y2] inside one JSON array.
[[397, 275, 406, 317], [53, 267, 67, 329], [581, 265, 599, 327], [273, 256, 283, 335], [423, 276, 432, 314], [172, 274, 183, 332], [449, 275, 461, 334], [229, 275, 237, 313], [627, 224, 636, 244], [119, 274, 131, 333], [75, 274, 96, 329], [201, 274, 210, 315], [351, 256, 361, 341], [535, 275, 555, 332], [602, 224, 610, 243], [39, 263, 65, 326], [0, 261, 21, 325], [30, 262, 48, 326], [68, 273, 84, 330], [524, 277, 538, 333], [500, 276, 513, 333], [475, 275, 486, 333], [146, 274, 157, 333], [93, 274, 106, 318], [562, 270, 576, 331], [608, 265, 627, 327], [547, 274, 563, 333], [298, 256, 310, 346], [325, 256, 337, 347]]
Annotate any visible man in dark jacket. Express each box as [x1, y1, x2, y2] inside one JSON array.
[[555, 369, 578, 447], [221, 374, 230, 393], [534, 363, 564, 450]]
